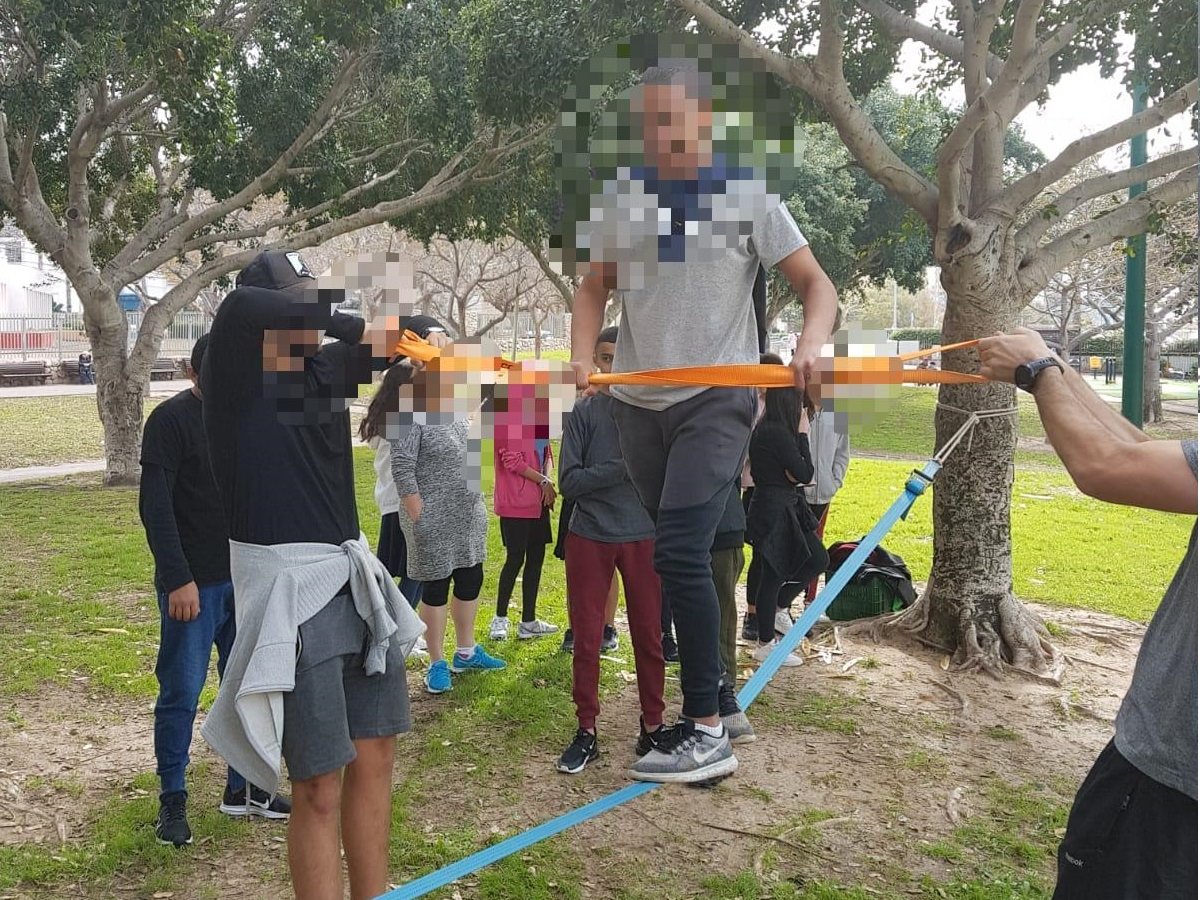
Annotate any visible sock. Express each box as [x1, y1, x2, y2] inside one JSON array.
[[455, 645, 475, 659], [694, 721, 724, 738]]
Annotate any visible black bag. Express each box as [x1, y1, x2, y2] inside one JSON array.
[[825, 540, 917, 613]]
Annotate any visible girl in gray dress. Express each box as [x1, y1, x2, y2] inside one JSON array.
[[391, 362, 505, 694]]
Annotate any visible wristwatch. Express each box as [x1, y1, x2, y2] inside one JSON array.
[[1014, 357, 1064, 393]]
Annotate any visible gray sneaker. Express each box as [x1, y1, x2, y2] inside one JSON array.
[[628, 720, 738, 784], [718, 682, 756, 745]]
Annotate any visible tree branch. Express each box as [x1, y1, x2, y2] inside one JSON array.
[[1018, 147, 1198, 253], [1001, 79, 1199, 214], [854, 0, 1004, 79], [1019, 165, 1199, 295]]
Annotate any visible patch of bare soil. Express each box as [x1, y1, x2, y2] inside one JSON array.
[[0, 687, 151, 847], [404, 596, 1142, 899]]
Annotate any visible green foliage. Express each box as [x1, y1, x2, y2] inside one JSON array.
[[889, 327, 943, 346]]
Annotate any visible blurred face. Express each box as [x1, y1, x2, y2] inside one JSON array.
[[636, 83, 712, 177], [262, 329, 322, 372], [593, 341, 616, 374]]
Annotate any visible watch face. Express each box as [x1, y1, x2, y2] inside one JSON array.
[[1014, 365, 1034, 390]]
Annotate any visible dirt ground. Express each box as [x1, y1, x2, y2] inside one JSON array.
[[0, 597, 1143, 900]]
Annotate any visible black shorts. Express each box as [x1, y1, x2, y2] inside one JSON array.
[[1054, 740, 1197, 899], [421, 563, 485, 607], [500, 510, 552, 549]]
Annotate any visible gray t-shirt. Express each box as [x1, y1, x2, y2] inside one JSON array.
[[1113, 438, 1197, 799], [579, 166, 806, 410]]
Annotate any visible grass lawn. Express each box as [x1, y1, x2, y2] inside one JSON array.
[[0, 393, 1192, 898]]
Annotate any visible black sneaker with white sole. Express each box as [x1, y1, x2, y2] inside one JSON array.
[[661, 632, 679, 662], [628, 719, 738, 784], [556, 728, 599, 774], [220, 785, 292, 820], [601, 624, 619, 652], [155, 791, 192, 847], [634, 717, 670, 756]]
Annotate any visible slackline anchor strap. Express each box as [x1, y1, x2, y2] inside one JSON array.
[[377, 411, 1007, 900]]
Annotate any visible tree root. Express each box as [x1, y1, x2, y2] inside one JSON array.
[[839, 577, 1064, 684]]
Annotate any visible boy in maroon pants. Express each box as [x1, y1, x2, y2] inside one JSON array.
[[556, 327, 667, 774]]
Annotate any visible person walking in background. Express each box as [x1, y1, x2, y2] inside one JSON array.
[[489, 379, 560, 641], [745, 386, 829, 666], [391, 349, 506, 695], [138, 334, 290, 848], [801, 380, 849, 608]]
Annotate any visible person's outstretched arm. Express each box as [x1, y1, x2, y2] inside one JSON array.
[[980, 329, 1195, 514]]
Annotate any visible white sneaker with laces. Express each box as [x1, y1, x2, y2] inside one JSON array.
[[774, 608, 794, 635], [489, 616, 510, 641], [518, 619, 560, 640], [752, 640, 803, 667]]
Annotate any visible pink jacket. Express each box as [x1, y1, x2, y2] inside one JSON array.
[[494, 440, 553, 519]]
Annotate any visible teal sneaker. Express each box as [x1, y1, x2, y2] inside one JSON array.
[[425, 660, 452, 694], [450, 644, 506, 673]]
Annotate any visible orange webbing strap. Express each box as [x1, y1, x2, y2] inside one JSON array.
[[392, 332, 989, 386]]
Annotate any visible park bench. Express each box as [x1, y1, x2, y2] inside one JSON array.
[[0, 360, 52, 385], [150, 358, 179, 380]]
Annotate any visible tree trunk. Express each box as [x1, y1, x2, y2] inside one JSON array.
[[881, 252, 1062, 680], [83, 289, 146, 486], [1143, 320, 1163, 424]]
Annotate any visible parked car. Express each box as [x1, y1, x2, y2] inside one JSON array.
[[523, 329, 554, 340]]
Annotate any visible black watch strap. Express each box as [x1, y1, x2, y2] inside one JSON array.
[[1015, 356, 1064, 392]]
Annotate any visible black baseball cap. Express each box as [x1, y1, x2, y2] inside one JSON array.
[[236, 250, 317, 295]]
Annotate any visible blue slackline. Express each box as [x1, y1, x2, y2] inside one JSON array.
[[379, 458, 941, 900]]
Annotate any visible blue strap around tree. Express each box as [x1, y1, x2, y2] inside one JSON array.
[[378, 458, 941, 900]]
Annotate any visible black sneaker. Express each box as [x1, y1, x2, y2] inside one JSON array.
[[560, 628, 575, 654], [601, 624, 619, 652], [635, 717, 670, 756], [155, 791, 192, 847], [248, 786, 292, 820], [556, 728, 599, 774], [661, 632, 679, 662], [741, 612, 758, 641], [718, 680, 756, 745]]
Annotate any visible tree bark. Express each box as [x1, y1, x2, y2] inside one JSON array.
[[82, 286, 149, 486], [880, 234, 1063, 680], [1143, 319, 1163, 424]]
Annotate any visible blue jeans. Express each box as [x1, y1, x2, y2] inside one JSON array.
[[154, 580, 245, 798], [400, 577, 423, 608]]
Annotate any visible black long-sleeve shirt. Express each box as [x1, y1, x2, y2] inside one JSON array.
[[748, 420, 815, 489], [201, 286, 376, 546], [139, 388, 230, 592]]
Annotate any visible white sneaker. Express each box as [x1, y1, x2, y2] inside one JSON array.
[[518, 619, 560, 640], [411, 636, 428, 657], [489, 616, 510, 641], [774, 608, 794, 635], [752, 640, 803, 668]]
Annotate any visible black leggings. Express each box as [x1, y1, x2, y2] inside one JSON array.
[[422, 564, 484, 607], [751, 534, 828, 644], [496, 516, 548, 621]]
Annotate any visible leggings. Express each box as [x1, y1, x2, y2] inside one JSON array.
[[422, 564, 484, 607], [752, 533, 829, 645], [496, 516, 548, 621]]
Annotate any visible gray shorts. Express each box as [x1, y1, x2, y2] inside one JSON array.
[[281, 594, 411, 782]]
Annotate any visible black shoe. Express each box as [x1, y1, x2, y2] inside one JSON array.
[[741, 612, 758, 642], [661, 632, 679, 662], [249, 786, 291, 820], [556, 728, 599, 774], [601, 624, 619, 652], [635, 717, 671, 756], [155, 791, 192, 847], [560, 628, 575, 654], [719, 680, 757, 744]]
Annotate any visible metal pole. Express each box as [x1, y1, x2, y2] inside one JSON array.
[[1121, 75, 1147, 426]]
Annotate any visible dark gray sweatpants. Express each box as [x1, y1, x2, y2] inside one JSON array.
[[612, 387, 755, 719]]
